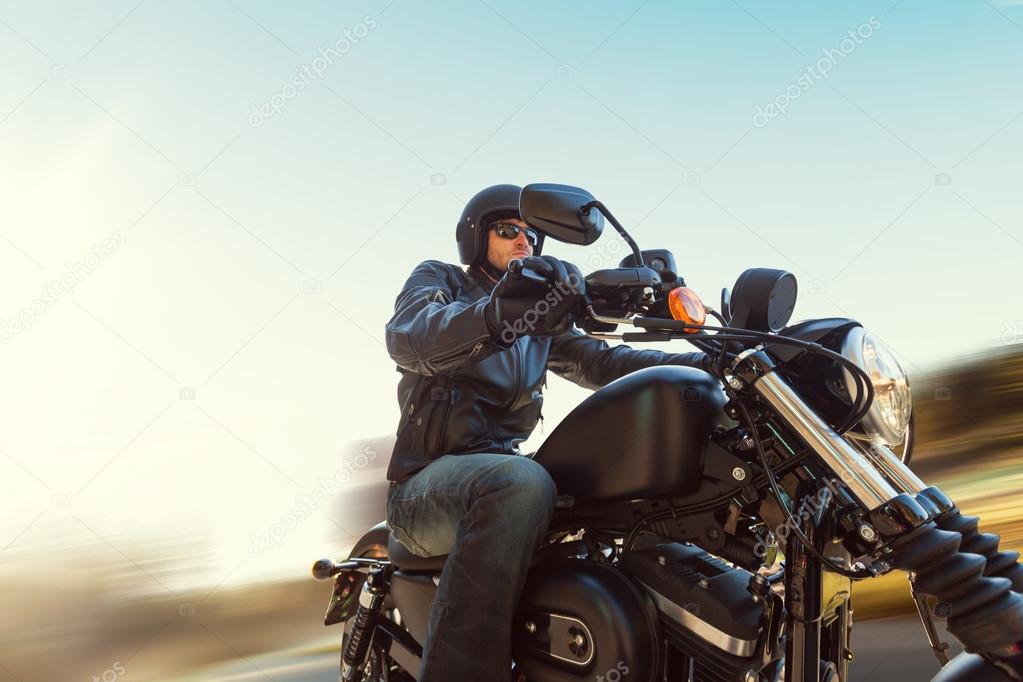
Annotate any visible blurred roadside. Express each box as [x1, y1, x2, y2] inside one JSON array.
[[853, 346, 1023, 618], [2, 348, 1022, 680]]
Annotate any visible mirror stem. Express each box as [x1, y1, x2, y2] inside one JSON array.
[[582, 201, 644, 267]]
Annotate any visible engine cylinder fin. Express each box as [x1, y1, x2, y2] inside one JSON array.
[[662, 620, 752, 682]]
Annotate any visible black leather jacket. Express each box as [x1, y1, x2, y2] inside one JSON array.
[[384, 260, 709, 483]]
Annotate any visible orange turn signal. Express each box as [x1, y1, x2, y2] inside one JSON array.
[[667, 287, 706, 332]]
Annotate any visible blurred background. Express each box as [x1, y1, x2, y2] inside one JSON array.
[[1, 1, 1021, 680]]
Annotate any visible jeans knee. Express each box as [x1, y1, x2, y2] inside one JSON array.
[[501, 457, 557, 518]]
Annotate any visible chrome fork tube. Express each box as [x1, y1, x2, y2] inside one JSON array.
[[733, 350, 899, 511], [853, 439, 926, 495]]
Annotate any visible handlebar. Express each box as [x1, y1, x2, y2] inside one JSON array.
[[507, 258, 550, 285]]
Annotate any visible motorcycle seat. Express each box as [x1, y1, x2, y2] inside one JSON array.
[[388, 534, 448, 571]]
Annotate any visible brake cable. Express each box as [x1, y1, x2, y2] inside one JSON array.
[[628, 318, 876, 435], [734, 400, 874, 580], [622, 448, 812, 550]]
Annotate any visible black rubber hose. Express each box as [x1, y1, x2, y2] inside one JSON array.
[[938, 510, 1023, 593], [886, 523, 1023, 677], [715, 534, 764, 573]]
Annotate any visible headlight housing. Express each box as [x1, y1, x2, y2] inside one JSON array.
[[840, 326, 912, 446]]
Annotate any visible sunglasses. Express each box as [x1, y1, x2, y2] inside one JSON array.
[[491, 222, 539, 246]]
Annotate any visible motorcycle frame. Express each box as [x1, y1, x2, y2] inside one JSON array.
[[326, 345, 1020, 682], [783, 479, 853, 682]]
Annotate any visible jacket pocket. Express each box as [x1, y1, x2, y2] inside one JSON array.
[[427, 380, 457, 456], [396, 375, 456, 459], [393, 375, 434, 459]]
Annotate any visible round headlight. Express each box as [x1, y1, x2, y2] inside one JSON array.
[[840, 327, 912, 446]]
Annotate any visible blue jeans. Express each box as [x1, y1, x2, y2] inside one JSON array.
[[386, 453, 557, 682]]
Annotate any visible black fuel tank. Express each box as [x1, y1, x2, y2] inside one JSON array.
[[534, 366, 727, 505]]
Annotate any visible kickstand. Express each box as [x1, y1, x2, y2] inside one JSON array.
[[912, 586, 951, 667]]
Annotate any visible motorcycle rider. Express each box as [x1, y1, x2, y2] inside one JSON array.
[[384, 183, 712, 681]]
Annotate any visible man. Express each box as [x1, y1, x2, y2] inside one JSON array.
[[384, 183, 710, 681]]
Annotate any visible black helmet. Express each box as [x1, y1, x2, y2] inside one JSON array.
[[455, 183, 544, 266]]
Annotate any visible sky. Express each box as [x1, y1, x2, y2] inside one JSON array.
[[2, 0, 1023, 592]]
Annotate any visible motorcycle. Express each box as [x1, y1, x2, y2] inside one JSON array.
[[312, 183, 1023, 681]]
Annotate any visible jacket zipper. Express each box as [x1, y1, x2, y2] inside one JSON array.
[[426, 375, 457, 455], [431, 335, 488, 368], [538, 371, 547, 434], [509, 341, 522, 411]]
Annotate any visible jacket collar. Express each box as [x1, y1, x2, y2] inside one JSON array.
[[467, 263, 501, 294]]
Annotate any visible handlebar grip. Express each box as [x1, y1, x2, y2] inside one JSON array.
[[508, 259, 549, 285]]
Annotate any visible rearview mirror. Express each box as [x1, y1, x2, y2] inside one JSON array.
[[520, 183, 604, 245]]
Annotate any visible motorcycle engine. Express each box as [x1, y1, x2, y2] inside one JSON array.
[[620, 542, 769, 682], [513, 559, 662, 682]]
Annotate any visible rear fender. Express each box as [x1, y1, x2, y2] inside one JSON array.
[[351, 521, 390, 559], [324, 521, 390, 626]]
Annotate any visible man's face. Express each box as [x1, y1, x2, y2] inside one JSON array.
[[485, 218, 537, 272]]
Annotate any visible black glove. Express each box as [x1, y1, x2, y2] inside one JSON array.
[[484, 256, 586, 346]]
